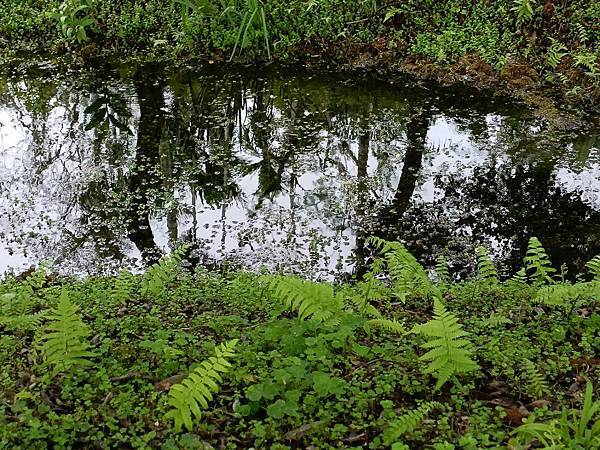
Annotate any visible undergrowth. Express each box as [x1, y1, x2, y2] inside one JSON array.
[[0, 237, 598, 448]]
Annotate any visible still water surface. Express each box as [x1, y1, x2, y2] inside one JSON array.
[[0, 62, 599, 278]]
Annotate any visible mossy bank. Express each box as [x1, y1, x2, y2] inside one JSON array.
[[1, 0, 599, 116]]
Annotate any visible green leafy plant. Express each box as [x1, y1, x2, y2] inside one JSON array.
[[586, 255, 600, 280], [369, 237, 440, 302], [50, 0, 97, 44], [413, 298, 479, 389], [524, 237, 556, 285], [165, 339, 238, 432], [522, 359, 549, 398], [512, 0, 536, 25], [0, 267, 47, 332], [476, 246, 499, 282], [513, 381, 600, 449], [226, 0, 271, 61], [384, 401, 444, 445], [141, 245, 190, 298], [39, 290, 95, 375], [267, 276, 344, 325]]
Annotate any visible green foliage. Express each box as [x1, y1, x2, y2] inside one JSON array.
[[369, 236, 440, 301], [50, 0, 97, 43], [413, 298, 479, 389], [228, 0, 271, 61], [512, 381, 600, 449], [141, 245, 189, 298], [522, 359, 549, 398], [524, 237, 556, 285], [476, 246, 498, 282], [39, 290, 95, 375], [435, 255, 450, 285], [512, 0, 536, 25], [1, 239, 598, 447], [267, 276, 344, 325], [111, 269, 135, 304], [165, 339, 238, 432], [0, 267, 47, 332], [384, 401, 443, 445], [586, 255, 600, 280]]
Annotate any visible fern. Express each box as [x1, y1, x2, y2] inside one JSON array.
[[141, 245, 189, 297], [413, 298, 479, 389], [268, 276, 344, 326], [509, 268, 528, 287], [524, 237, 556, 284], [586, 255, 600, 280], [0, 267, 48, 332], [547, 38, 567, 69], [366, 318, 407, 335], [40, 290, 95, 375], [523, 360, 549, 398], [535, 282, 598, 307], [112, 269, 135, 304], [165, 339, 238, 432], [369, 237, 440, 301], [476, 246, 499, 281], [384, 401, 443, 444], [512, 0, 536, 24], [483, 313, 512, 328], [435, 255, 450, 285]]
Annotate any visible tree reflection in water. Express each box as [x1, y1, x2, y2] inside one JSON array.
[[0, 63, 598, 278]]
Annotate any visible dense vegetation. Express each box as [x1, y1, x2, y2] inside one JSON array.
[[0, 0, 599, 106], [1, 237, 599, 448]]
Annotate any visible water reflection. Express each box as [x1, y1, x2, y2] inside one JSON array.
[[0, 62, 598, 278]]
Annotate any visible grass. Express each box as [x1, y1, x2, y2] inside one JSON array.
[[0, 239, 598, 448]]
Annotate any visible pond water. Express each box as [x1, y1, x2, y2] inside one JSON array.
[[1, 61, 599, 279]]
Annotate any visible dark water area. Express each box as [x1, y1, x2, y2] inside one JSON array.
[[0, 61, 599, 279]]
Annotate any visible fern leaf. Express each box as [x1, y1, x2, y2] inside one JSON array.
[[413, 298, 479, 389], [524, 237, 556, 285], [112, 269, 135, 304], [435, 255, 450, 285], [142, 244, 190, 297], [586, 255, 600, 281], [40, 290, 95, 374], [366, 318, 407, 335], [165, 339, 238, 432], [476, 246, 498, 281], [369, 237, 440, 301], [523, 360, 549, 398], [509, 268, 528, 287], [384, 401, 443, 444], [268, 276, 344, 326]]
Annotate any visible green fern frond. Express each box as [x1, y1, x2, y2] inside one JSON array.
[[142, 245, 190, 297], [535, 282, 599, 307], [165, 339, 238, 432], [369, 237, 439, 301], [476, 246, 498, 281], [435, 255, 450, 285], [524, 237, 556, 285], [366, 318, 407, 335], [483, 313, 512, 328], [112, 269, 135, 304], [586, 255, 600, 280], [384, 401, 443, 444], [523, 360, 549, 398], [268, 276, 344, 326], [40, 290, 95, 375], [0, 267, 48, 333], [413, 298, 479, 389], [350, 271, 388, 317], [509, 268, 528, 287]]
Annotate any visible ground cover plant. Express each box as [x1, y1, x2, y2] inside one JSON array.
[[0, 0, 598, 107], [0, 237, 599, 448]]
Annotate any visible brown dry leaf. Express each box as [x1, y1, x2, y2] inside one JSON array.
[[154, 374, 187, 392]]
